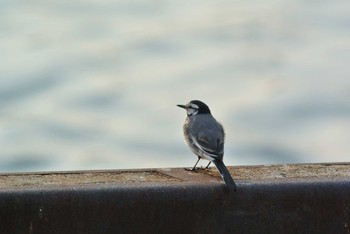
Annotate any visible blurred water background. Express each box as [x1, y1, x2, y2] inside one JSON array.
[[0, 0, 349, 172]]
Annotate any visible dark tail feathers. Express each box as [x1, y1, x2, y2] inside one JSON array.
[[213, 159, 237, 192]]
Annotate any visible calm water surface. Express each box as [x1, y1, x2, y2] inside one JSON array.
[[0, 0, 349, 172]]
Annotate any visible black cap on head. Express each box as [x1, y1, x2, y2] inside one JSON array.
[[189, 100, 211, 114]]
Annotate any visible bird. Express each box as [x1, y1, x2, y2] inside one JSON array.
[[177, 100, 237, 191]]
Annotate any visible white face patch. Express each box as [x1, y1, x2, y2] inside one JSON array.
[[189, 104, 199, 109], [187, 103, 199, 116], [187, 108, 197, 116]]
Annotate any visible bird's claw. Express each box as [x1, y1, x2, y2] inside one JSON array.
[[185, 167, 198, 172]]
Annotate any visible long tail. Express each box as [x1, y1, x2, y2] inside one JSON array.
[[213, 159, 237, 192]]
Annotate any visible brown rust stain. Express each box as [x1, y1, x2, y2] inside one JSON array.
[[204, 163, 350, 180], [0, 171, 179, 188], [0, 163, 349, 189]]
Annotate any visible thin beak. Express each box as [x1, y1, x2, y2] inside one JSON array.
[[177, 104, 187, 109]]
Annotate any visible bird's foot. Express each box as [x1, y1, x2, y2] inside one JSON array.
[[185, 167, 199, 172]]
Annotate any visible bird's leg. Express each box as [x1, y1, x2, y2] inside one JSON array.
[[205, 161, 211, 169], [192, 157, 201, 170]]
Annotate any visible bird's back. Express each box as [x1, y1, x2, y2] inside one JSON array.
[[188, 114, 225, 158]]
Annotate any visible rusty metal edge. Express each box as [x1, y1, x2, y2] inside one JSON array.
[[0, 162, 349, 176], [0, 163, 349, 234]]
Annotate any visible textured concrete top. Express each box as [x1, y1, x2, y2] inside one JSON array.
[[1, 163, 349, 190]]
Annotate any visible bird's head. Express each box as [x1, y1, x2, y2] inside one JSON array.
[[177, 100, 211, 116]]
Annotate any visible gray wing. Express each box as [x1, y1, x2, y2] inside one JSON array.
[[195, 120, 225, 159], [197, 133, 224, 158]]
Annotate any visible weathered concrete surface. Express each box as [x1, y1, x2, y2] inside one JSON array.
[[0, 163, 349, 234]]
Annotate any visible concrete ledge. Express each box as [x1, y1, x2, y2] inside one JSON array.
[[0, 163, 349, 233]]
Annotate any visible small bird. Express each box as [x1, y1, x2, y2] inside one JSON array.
[[177, 100, 237, 191]]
